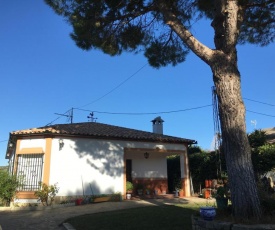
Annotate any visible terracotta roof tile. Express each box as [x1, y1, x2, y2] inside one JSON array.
[[11, 122, 196, 144]]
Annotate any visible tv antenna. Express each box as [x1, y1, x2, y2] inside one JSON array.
[[87, 112, 97, 122], [54, 108, 73, 124], [251, 120, 257, 128]]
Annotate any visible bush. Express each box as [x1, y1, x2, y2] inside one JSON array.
[[126, 181, 133, 192], [258, 181, 275, 216], [0, 171, 21, 206], [34, 182, 59, 206], [261, 198, 275, 216]]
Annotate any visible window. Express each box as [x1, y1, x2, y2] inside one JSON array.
[[16, 154, 44, 191]]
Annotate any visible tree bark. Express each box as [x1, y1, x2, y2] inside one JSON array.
[[211, 54, 262, 220], [209, 0, 262, 220], [162, 0, 263, 220]]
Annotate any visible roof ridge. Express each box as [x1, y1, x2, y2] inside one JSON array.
[[11, 121, 196, 144]]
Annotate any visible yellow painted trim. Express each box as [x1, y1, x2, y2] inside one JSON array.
[[16, 148, 44, 154], [12, 138, 53, 200], [42, 138, 52, 185], [15, 139, 44, 154]]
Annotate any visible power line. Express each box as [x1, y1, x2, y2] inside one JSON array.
[[247, 110, 275, 118], [74, 104, 213, 115], [74, 104, 275, 117], [244, 98, 275, 107], [48, 100, 275, 126], [47, 69, 275, 126], [46, 63, 148, 125], [76, 63, 148, 109], [48, 97, 275, 125]]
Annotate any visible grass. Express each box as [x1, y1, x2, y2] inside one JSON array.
[[65, 203, 199, 230], [65, 199, 275, 229]]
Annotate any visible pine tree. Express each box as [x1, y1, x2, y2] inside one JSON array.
[[44, 0, 274, 220]]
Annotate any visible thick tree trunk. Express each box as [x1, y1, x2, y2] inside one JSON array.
[[156, 0, 263, 220], [208, 0, 262, 220], [211, 57, 262, 220]]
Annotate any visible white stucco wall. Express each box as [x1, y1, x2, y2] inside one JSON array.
[[49, 138, 187, 196], [127, 151, 169, 178], [19, 139, 46, 152], [49, 138, 123, 196]]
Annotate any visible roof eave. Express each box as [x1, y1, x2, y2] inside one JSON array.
[[8, 132, 196, 145]]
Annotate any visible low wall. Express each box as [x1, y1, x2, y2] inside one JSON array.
[[1, 203, 75, 211], [192, 215, 275, 230], [132, 178, 168, 195]]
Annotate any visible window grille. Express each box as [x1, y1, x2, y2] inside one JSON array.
[[16, 154, 44, 191]]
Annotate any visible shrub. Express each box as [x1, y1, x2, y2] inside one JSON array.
[[0, 171, 21, 206], [110, 193, 122, 201], [258, 181, 275, 216], [126, 181, 133, 192], [34, 182, 59, 206]]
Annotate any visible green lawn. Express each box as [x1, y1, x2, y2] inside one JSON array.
[[65, 203, 199, 230]]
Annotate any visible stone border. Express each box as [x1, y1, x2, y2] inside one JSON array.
[[192, 215, 275, 230], [0, 202, 75, 211]]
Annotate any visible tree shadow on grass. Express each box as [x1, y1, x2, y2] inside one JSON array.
[[65, 204, 198, 230]]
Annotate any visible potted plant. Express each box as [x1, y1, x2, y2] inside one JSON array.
[[202, 188, 211, 199], [174, 180, 184, 197], [199, 206, 216, 221], [126, 181, 133, 199], [178, 189, 184, 197], [215, 185, 229, 210], [199, 199, 216, 221]]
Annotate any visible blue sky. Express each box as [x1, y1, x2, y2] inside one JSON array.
[[0, 1, 274, 166]]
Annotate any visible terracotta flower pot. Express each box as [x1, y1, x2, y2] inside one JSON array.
[[75, 199, 83, 206], [204, 189, 211, 199]]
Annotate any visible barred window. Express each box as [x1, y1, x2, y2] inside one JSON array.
[[16, 154, 44, 191]]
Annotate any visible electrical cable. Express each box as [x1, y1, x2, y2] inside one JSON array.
[[244, 97, 275, 107], [46, 63, 148, 125], [47, 100, 275, 126], [74, 104, 213, 115], [46, 57, 275, 126], [75, 63, 148, 109], [247, 110, 275, 118]]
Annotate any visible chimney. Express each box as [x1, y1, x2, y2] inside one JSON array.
[[151, 116, 164, 134]]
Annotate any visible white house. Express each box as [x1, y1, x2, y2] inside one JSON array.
[[263, 127, 275, 144], [5, 117, 196, 203]]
